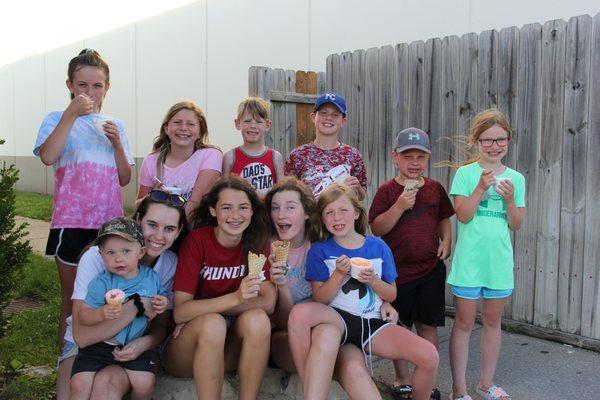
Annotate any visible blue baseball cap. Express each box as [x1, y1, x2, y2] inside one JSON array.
[[313, 93, 347, 116]]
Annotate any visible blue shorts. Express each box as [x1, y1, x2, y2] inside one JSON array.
[[450, 285, 512, 300], [57, 340, 79, 368]]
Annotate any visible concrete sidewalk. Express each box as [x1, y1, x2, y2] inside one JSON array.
[[15, 216, 600, 399]]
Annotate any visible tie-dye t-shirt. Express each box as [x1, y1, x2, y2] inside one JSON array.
[[138, 148, 223, 200], [34, 112, 134, 229]]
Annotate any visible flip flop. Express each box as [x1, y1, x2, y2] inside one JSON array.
[[391, 384, 413, 399], [430, 388, 441, 400], [476, 385, 511, 400]]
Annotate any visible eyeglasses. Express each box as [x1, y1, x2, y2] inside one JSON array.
[[148, 190, 186, 208], [478, 137, 510, 147]]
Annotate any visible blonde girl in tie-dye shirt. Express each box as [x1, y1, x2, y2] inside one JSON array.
[[33, 49, 134, 351]]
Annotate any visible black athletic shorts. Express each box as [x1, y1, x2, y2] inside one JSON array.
[[332, 307, 392, 352], [71, 342, 159, 377], [393, 260, 446, 328], [45, 228, 98, 266]]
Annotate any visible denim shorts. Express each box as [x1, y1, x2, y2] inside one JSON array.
[[450, 285, 513, 300], [57, 339, 79, 367]]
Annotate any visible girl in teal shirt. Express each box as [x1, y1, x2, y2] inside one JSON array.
[[448, 109, 526, 400]]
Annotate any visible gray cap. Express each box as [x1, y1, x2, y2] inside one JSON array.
[[393, 127, 431, 154]]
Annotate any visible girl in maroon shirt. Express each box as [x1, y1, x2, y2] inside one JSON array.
[[163, 175, 276, 399]]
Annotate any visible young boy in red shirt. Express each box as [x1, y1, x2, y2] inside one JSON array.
[[369, 128, 454, 400]]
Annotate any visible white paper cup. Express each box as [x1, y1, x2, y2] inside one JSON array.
[[494, 176, 512, 192], [350, 257, 372, 279], [92, 119, 108, 136]]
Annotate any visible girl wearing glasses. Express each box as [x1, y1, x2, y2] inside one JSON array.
[[56, 191, 186, 400], [163, 175, 276, 399], [34, 49, 135, 355], [136, 101, 222, 220], [447, 109, 526, 400]]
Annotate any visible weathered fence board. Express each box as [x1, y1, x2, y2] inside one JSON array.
[[511, 23, 542, 324], [582, 13, 600, 339], [558, 15, 592, 334], [534, 19, 566, 329]]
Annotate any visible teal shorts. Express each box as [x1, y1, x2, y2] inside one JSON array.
[[450, 285, 512, 300]]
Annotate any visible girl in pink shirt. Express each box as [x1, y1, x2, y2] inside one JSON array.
[[136, 101, 222, 220]]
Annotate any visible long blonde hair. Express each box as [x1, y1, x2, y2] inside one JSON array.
[[152, 101, 218, 178]]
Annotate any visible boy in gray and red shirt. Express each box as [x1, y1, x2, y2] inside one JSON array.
[[369, 128, 454, 400]]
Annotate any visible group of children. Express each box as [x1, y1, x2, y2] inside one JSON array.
[[35, 49, 525, 400]]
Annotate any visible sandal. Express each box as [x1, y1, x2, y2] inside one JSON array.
[[391, 384, 413, 399], [430, 388, 441, 400], [476, 385, 511, 400], [448, 395, 473, 400]]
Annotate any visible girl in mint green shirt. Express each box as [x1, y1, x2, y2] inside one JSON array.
[[447, 109, 526, 400]]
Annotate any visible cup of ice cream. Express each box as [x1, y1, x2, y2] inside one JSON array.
[[92, 119, 109, 136], [494, 176, 512, 193], [350, 257, 372, 279]]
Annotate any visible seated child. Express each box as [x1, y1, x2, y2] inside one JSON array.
[[69, 217, 168, 400]]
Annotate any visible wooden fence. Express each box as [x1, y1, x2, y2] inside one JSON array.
[[249, 67, 326, 156], [249, 13, 600, 348]]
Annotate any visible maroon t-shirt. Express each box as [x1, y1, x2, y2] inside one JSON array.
[[368, 177, 454, 284], [173, 226, 270, 299]]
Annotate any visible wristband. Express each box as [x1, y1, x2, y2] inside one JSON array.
[[128, 293, 145, 318]]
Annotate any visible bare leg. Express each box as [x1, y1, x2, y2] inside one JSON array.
[[370, 325, 438, 400], [449, 297, 478, 398], [56, 355, 75, 400], [162, 313, 227, 399], [90, 365, 131, 400], [287, 302, 345, 382], [479, 297, 508, 395], [303, 324, 343, 400], [270, 330, 296, 373], [125, 370, 155, 400], [69, 371, 95, 400], [224, 309, 271, 400], [335, 344, 382, 400], [56, 259, 76, 349], [393, 324, 413, 391]]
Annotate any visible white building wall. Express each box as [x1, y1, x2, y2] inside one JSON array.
[[1, 0, 599, 195]]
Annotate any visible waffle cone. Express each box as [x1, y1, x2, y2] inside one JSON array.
[[248, 251, 267, 276], [271, 240, 290, 263]]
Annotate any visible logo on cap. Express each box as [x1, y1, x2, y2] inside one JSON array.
[[408, 132, 421, 141]]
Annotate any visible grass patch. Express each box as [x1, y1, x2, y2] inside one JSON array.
[[0, 254, 58, 399], [14, 192, 53, 222]]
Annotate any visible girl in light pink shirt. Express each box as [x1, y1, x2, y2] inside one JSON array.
[[136, 101, 222, 221]]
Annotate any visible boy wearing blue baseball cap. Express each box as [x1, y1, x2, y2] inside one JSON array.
[[368, 128, 454, 400], [284, 92, 367, 199]]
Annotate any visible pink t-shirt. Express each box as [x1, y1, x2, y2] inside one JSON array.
[[271, 238, 312, 303], [139, 148, 222, 199]]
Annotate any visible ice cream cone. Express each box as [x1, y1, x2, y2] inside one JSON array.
[[404, 179, 420, 192], [271, 240, 290, 264], [105, 289, 125, 310], [248, 251, 267, 277]]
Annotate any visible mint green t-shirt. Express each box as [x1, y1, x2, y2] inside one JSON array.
[[447, 162, 526, 289]]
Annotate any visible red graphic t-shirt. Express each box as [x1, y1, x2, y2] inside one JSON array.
[[368, 177, 455, 284], [284, 142, 367, 196], [173, 226, 270, 299], [230, 147, 277, 197]]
